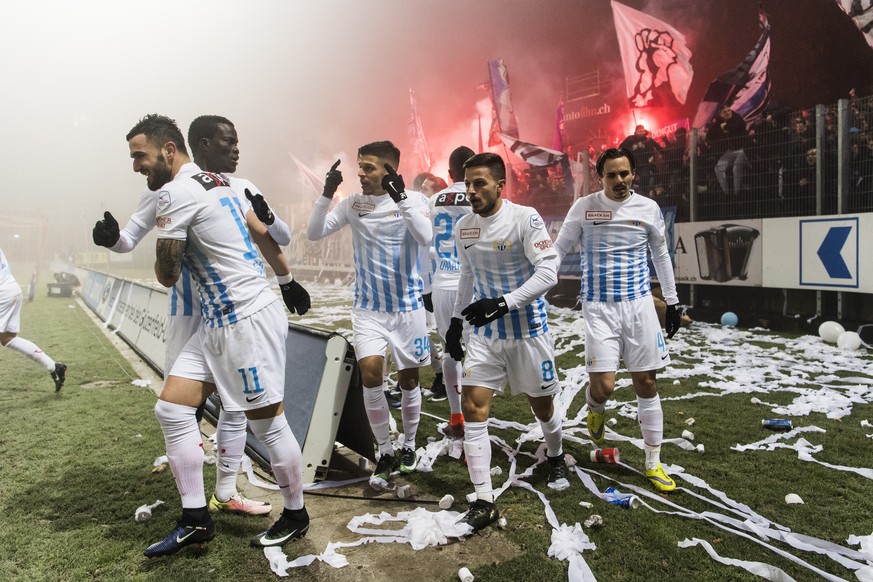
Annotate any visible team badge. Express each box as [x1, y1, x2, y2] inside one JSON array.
[[530, 215, 544, 230], [493, 240, 512, 251]]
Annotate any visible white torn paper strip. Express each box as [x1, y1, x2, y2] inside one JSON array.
[[679, 538, 798, 581]]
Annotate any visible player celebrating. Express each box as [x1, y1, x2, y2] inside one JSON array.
[[0, 247, 66, 391], [306, 141, 432, 488], [553, 147, 682, 493], [121, 114, 310, 557], [93, 115, 291, 519], [445, 152, 568, 533]]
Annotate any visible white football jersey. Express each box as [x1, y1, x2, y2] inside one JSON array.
[[155, 163, 275, 327], [429, 182, 472, 291], [0, 246, 12, 285], [307, 190, 432, 313], [553, 190, 677, 304], [455, 200, 556, 340]]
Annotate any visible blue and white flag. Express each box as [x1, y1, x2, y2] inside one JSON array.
[[497, 133, 565, 167], [487, 59, 519, 145], [692, 5, 771, 131], [835, 0, 873, 49]]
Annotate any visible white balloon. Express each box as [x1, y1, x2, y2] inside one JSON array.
[[818, 321, 845, 343], [837, 331, 862, 351]]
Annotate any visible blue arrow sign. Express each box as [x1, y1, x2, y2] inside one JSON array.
[[816, 226, 852, 279]]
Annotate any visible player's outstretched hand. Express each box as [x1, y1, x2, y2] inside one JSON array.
[[245, 188, 275, 225], [422, 293, 433, 313], [92, 211, 120, 248], [461, 296, 508, 327], [665, 303, 682, 339], [381, 163, 407, 203], [445, 317, 465, 361], [280, 279, 311, 316], [323, 160, 343, 199]]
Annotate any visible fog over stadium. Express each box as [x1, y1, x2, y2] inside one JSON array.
[[1, 0, 870, 263]]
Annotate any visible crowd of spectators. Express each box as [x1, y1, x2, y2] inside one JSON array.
[[497, 93, 873, 222]]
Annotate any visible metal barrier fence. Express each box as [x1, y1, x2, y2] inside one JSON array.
[[571, 94, 873, 222]]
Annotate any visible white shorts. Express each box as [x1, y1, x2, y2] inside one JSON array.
[[583, 296, 669, 373], [164, 312, 201, 375], [432, 287, 472, 345], [0, 278, 22, 333], [462, 332, 559, 398], [352, 308, 430, 370], [171, 300, 289, 412]]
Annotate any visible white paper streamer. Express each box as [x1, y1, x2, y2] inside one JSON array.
[[679, 538, 798, 581]]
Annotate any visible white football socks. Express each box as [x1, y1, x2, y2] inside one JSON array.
[[248, 415, 304, 510], [214, 409, 247, 502], [463, 421, 493, 503], [5, 336, 55, 371], [363, 385, 393, 456], [154, 400, 206, 508]]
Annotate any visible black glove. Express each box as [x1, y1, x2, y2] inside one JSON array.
[[280, 279, 310, 316], [445, 317, 465, 361], [665, 303, 682, 339], [245, 188, 275, 225], [92, 211, 120, 248], [422, 293, 433, 313], [323, 159, 342, 199], [381, 163, 407, 202], [462, 296, 509, 327]]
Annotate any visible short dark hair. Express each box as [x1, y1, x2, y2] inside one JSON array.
[[449, 146, 476, 181], [126, 114, 188, 156], [188, 115, 234, 150], [595, 148, 635, 177], [412, 172, 437, 191], [358, 140, 400, 167], [462, 152, 505, 181]]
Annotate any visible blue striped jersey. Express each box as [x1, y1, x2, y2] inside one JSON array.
[[307, 191, 432, 313], [155, 163, 275, 327], [553, 190, 673, 303], [455, 201, 555, 339]]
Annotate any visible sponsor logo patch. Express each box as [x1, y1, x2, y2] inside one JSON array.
[[156, 216, 172, 228], [585, 210, 611, 221], [533, 239, 553, 251], [459, 227, 480, 240], [352, 201, 375, 213], [157, 191, 172, 210]]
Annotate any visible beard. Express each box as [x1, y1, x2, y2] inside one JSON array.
[[147, 153, 173, 191]]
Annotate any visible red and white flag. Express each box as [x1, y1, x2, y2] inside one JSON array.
[[611, 0, 694, 108], [288, 153, 325, 197], [408, 89, 432, 173]]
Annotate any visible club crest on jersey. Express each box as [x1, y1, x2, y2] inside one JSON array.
[[586, 210, 611, 221], [157, 191, 172, 210], [459, 228, 480, 240], [493, 240, 512, 251], [530, 215, 544, 230]]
